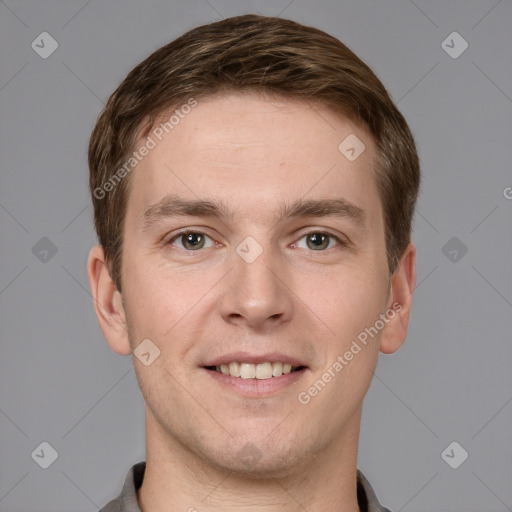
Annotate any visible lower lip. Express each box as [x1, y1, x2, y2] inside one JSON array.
[[203, 368, 307, 397]]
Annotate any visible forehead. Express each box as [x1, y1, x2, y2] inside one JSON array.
[[126, 92, 381, 227]]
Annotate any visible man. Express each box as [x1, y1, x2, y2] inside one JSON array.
[[87, 14, 419, 512]]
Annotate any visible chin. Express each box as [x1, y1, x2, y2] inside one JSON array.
[[204, 435, 313, 479]]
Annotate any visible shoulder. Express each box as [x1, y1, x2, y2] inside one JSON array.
[[98, 461, 146, 512], [357, 469, 392, 512]]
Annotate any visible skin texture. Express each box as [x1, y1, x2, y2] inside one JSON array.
[[88, 92, 416, 512]]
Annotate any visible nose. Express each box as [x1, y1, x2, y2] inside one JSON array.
[[218, 242, 294, 331]]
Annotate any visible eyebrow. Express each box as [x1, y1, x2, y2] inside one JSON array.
[[142, 193, 366, 231]]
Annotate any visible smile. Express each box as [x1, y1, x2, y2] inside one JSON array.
[[205, 362, 305, 380]]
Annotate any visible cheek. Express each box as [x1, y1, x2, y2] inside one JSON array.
[[120, 252, 216, 359], [297, 275, 385, 410], [301, 268, 388, 390], [314, 267, 388, 331]]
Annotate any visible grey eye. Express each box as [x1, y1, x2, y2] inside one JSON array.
[[294, 232, 340, 251], [170, 231, 214, 250]]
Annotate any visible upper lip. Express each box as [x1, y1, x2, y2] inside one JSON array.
[[203, 351, 307, 368]]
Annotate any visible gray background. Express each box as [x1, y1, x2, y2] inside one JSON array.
[[1, 1, 511, 511]]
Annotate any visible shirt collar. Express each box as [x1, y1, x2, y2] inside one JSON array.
[[100, 461, 391, 512]]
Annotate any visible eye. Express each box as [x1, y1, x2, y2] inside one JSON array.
[[168, 230, 216, 251], [292, 231, 343, 251]]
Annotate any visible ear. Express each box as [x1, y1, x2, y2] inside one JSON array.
[[380, 242, 417, 354], [87, 245, 131, 355]]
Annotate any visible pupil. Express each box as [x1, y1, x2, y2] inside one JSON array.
[[185, 233, 203, 249], [308, 233, 327, 250]]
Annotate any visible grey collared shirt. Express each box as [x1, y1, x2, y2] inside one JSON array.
[[99, 461, 391, 512]]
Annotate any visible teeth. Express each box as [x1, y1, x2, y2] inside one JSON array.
[[229, 362, 240, 377], [255, 362, 272, 379], [240, 363, 256, 379], [272, 362, 283, 377], [212, 362, 299, 380]]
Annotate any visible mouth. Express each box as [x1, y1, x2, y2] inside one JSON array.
[[203, 362, 308, 397], [204, 362, 307, 380], [201, 353, 309, 396]]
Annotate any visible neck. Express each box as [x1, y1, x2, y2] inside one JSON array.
[[137, 408, 362, 512]]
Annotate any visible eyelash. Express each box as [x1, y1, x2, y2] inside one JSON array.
[[166, 228, 346, 252]]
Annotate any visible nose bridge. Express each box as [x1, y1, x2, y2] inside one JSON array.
[[219, 235, 293, 328]]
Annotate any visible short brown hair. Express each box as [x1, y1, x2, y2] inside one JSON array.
[[89, 14, 420, 291]]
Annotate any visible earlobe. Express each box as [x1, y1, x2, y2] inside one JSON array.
[[87, 245, 132, 356], [379, 242, 417, 354]]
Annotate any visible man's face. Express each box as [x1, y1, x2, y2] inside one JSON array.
[[118, 92, 394, 475]]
